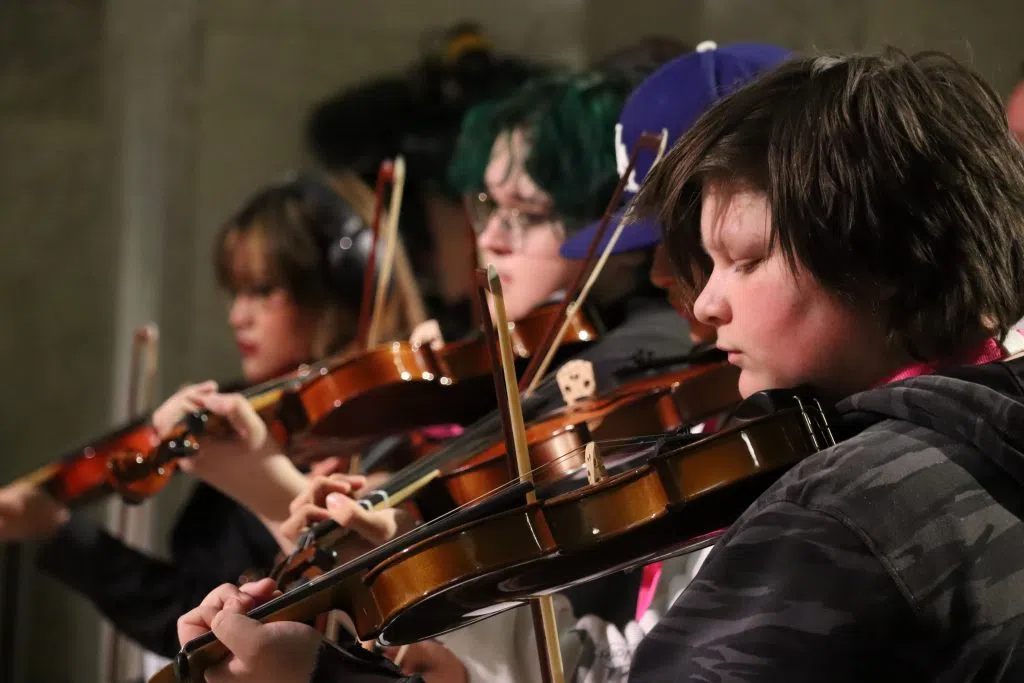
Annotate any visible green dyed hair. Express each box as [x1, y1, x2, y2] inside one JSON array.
[[447, 69, 635, 229]]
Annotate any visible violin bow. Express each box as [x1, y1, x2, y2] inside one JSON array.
[[366, 156, 408, 348], [479, 264, 566, 683], [355, 160, 395, 350], [392, 225, 428, 329], [463, 193, 483, 328], [105, 323, 161, 683], [518, 131, 669, 396]]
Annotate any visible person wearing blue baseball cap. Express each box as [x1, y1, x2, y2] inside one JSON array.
[[560, 41, 792, 262], [624, 48, 1024, 683], [567, 41, 791, 359]]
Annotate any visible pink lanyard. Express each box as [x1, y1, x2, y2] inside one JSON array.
[[871, 337, 1004, 386], [632, 338, 1005, 622]]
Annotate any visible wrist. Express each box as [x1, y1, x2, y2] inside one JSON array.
[[203, 452, 307, 524]]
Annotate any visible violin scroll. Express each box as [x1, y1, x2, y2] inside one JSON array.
[[102, 443, 187, 505], [101, 415, 207, 504]]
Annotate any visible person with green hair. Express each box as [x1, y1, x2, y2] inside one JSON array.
[[448, 67, 659, 326]]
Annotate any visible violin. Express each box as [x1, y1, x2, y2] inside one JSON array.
[[161, 388, 836, 683], [4, 365, 314, 510], [275, 301, 601, 444], [11, 416, 164, 508]]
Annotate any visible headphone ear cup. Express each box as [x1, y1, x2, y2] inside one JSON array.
[[323, 215, 375, 311], [287, 170, 378, 314]]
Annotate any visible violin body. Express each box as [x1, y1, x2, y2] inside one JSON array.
[[361, 390, 834, 645], [277, 342, 491, 443]]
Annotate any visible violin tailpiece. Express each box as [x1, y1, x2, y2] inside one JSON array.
[[556, 359, 597, 407]]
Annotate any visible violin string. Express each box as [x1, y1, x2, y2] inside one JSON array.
[[363, 410, 740, 558], [380, 433, 670, 532], [403, 420, 709, 519], [307, 390, 718, 544]]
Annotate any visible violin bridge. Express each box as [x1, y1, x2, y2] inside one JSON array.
[[584, 441, 607, 485], [556, 359, 597, 408], [409, 319, 444, 351]]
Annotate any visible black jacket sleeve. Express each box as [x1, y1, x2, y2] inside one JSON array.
[[310, 642, 422, 683], [628, 501, 919, 683], [35, 483, 280, 658]]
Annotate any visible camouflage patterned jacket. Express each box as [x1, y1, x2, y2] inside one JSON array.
[[630, 358, 1024, 682]]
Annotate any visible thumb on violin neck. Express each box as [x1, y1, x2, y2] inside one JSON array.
[[198, 393, 268, 451]]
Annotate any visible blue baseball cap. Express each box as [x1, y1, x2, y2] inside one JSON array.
[[560, 41, 792, 260]]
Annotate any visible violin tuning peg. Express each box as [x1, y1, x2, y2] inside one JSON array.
[[162, 436, 199, 461], [556, 360, 597, 407], [185, 411, 209, 436]]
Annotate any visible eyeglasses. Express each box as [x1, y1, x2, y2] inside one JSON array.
[[465, 192, 564, 249]]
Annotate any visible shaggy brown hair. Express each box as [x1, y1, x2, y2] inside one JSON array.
[[633, 48, 1024, 361]]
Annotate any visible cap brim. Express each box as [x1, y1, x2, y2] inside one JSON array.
[[559, 209, 661, 260]]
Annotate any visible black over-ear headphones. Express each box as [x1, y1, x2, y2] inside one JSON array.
[[277, 170, 375, 312]]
